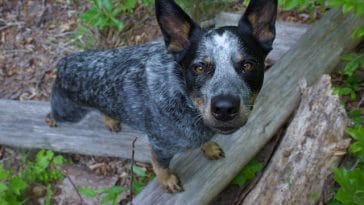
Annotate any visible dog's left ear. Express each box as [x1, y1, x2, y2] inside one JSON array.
[[155, 0, 201, 61], [239, 0, 277, 55]]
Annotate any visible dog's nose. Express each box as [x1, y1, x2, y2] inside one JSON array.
[[211, 95, 240, 122]]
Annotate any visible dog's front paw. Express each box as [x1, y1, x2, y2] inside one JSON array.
[[201, 141, 225, 160], [45, 113, 57, 127], [158, 172, 183, 193], [103, 115, 121, 132]]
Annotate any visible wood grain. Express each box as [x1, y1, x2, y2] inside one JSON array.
[[241, 75, 350, 205], [0, 100, 151, 162]]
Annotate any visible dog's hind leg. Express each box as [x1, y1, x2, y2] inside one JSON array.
[[45, 83, 89, 127], [103, 115, 121, 132], [151, 150, 183, 193]]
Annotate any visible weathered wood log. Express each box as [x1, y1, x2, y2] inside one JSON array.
[[0, 100, 151, 162], [0, 20, 307, 162], [240, 75, 350, 205], [132, 9, 363, 205]]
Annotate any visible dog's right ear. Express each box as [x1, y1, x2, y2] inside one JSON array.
[[155, 0, 201, 61], [238, 0, 277, 55]]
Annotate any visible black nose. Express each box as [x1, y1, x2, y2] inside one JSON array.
[[211, 95, 240, 122]]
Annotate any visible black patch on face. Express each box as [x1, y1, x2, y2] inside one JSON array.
[[178, 35, 211, 96]]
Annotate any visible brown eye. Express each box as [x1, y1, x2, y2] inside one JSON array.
[[242, 63, 253, 73], [193, 65, 205, 75]]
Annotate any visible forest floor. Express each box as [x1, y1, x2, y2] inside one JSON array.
[[0, 1, 354, 204]]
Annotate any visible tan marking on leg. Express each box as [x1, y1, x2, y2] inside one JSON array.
[[151, 151, 183, 193], [103, 115, 121, 132], [45, 113, 57, 127], [201, 141, 225, 160]]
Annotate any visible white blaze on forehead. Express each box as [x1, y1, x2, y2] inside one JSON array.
[[203, 31, 240, 76]]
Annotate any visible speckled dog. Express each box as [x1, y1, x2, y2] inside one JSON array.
[[46, 0, 277, 192]]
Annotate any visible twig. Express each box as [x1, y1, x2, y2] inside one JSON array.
[[0, 22, 24, 31], [129, 137, 138, 205], [63, 171, 84, 205]]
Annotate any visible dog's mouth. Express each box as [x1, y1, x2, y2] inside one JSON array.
[[210, 126, 239, 135]]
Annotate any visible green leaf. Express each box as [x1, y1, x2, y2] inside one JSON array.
[[341, 53, 356, 61], [352, 26, 364, 39], [9, 177, 28, 195], [0, 197, 9, 205], [123, 0, 137, 10], [343, 60, 360, 77], [342, 3, 354, 14], [349, 142, 363, 153], [332, 86, 354, 96], [53, 155, 65, 165], [346, 127, 364, 141], [95, 0, 103, 9], [282, 0, 300, 10], [44, 184, 54, 205], [101, 186, 125, 205], [141, 0, 152, 5], [131, 165, 146, 177], [132, 181, 144, 194], [232, 159, 262, 187], [0, 166, 10, 181], [348, 109, 364, 126], [102, 0, 112, 12], [354, 4, 364, 17], [78, 187, 98, 197], [327, 0, 343, 8], [333, 168, 364, 204], [0, 183, 8, 193], [110, 17, 124, 31], [112, 6, 124, 16]]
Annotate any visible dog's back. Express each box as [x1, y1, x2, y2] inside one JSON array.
[[50, 42, 166, 125], [48, 41, 190, 132]]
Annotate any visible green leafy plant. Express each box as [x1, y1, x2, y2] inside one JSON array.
[[232, 159, 263, 187], [78, 164, 152, 204], [328, 1, 364, 204], [279, 0, 326, 12], [131, 164, 149, 194], [0, 150, 65, 204], [332, 53, 364, 100], [79, 186, 125, 205], [332, 168, 364, 204], [74, 0, 152, 49]]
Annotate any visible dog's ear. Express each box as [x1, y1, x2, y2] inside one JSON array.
[[155, 0, 201, 61], [239, 0, 277, 55]]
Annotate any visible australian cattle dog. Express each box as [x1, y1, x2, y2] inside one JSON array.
[[46, 0, 277, 192]]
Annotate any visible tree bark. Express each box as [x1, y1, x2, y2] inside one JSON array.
[[240, 75, 350, 205]]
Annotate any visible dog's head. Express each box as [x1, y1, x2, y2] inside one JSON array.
[[156, 0, 277, 134]]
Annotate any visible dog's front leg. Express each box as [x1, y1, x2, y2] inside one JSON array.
[[103, 115, 121, 132], [151, 150, 183, 193], [201, 141, 225, 160]]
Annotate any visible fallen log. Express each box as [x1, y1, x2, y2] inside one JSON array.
[[0, 100, 151, 162], [240, 75, 350, 205], [132, 9, 363, 205]]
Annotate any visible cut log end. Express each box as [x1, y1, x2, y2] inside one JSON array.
[[241, 75, 350, 205]]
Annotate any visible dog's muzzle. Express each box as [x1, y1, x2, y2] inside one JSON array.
[[211, 95, 240, 122]]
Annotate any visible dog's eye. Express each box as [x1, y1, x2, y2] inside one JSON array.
[[193, 64, 206, 75], [241, 62, 253, 73]]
